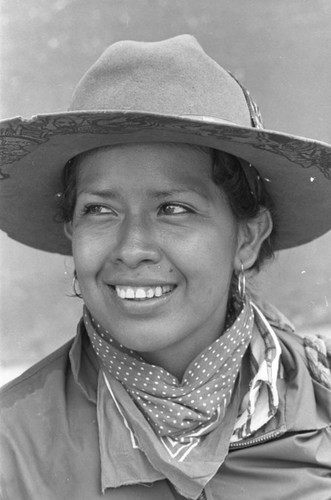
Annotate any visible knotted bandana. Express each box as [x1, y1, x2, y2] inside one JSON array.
[[83, 299, 255, 498], [85, 301, 253, 440]]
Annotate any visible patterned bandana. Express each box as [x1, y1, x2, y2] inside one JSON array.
[[231, 302, 282, 442], [83, 299, 255, 498], [85, 301, 253, 440]]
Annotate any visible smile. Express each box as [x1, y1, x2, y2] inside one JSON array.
[[114, 285, 175, 300]]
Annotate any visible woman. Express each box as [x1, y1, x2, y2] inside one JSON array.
[[0, 35, 330, 500]]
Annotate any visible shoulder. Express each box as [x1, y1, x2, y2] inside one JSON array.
[[0, 338, 74, 412], [0, 335, 102, 500], [256, 299, 331, 389], [274, 327, 331, 434], [276, 326, 331, 387], [302, 333, 331, 389], [0, 338, 81, 497]]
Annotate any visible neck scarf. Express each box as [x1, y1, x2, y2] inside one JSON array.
[[84, 299, 254, 499], [231, 302, 282, 441]]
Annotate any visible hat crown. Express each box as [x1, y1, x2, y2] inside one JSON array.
[[69, 35, 251, 127]]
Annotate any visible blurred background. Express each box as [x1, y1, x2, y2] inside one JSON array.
[[0, 0, 330, 385]]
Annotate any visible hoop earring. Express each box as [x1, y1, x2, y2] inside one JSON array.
[[72, 271, 82, 298], [237, 262, 246, 301]]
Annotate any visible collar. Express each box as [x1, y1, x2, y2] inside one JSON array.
[[231, 302, 282, 442], [69, 318, 99, 404]]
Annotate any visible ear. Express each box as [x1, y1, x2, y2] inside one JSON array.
[[64, 222, 73, 241], [234, 208, 273, 271]]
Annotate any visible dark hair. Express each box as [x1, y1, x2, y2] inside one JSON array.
[[60, 156, 78, 224], [58, 146, 275, 272], [211, 149, 275, 272]]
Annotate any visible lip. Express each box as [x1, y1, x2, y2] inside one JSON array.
[[109, 280, 177, 287]]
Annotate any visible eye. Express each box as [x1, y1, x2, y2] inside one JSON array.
[[82, 204, 115, 216], [158, 203, 193, 216]]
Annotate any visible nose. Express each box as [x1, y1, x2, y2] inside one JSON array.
[[111, 215, 162, 268]]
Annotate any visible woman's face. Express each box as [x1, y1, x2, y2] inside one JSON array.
[[66, 143, 260, 374]]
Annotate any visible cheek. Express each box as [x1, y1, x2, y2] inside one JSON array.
[[203, 234, 237, 286], [167, 225, 237, 284], [71, 229, 105, 276]]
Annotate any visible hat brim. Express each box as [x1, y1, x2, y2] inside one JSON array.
[[0, 110, 330, 254]]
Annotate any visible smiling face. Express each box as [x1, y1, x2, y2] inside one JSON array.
[[65, 143, 268, 376]]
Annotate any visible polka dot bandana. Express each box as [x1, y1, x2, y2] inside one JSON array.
[[84, 299, 254, 445]]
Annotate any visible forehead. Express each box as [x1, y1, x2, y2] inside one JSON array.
[[74, 142, 215, 189]]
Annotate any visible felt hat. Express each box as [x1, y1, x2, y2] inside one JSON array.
[[0, 34, 330, 255]]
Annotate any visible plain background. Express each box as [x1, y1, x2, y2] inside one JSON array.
[[0, 0, 330, 385]]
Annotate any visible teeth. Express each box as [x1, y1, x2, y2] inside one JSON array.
[[115, 285, 174, 300], [126, 288, 135, 299], [135, 288, 146, 299]]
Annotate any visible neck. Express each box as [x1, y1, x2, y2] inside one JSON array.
[[139, 318, 227, 381]]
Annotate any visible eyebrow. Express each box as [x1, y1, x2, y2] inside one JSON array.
[[147, 187, 209, 200], [76, 188, 121, 199], [77, 187, 210, 201]]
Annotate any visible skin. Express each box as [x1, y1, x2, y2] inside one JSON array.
[[65, 143, 272, 379]]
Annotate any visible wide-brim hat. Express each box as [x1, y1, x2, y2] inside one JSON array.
[[0, 34, 330, 255]]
